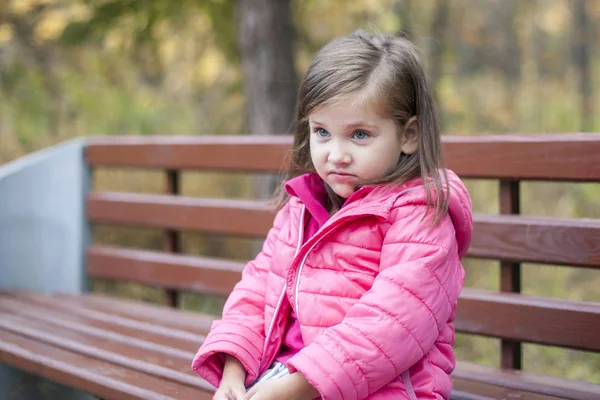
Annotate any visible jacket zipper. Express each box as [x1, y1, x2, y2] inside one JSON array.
[[262, 205, 306, 359], [401, 370, 418, 400], [262, 202, 386, 365], [292, 210, 386, 321]]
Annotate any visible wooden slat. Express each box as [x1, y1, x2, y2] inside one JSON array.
[[88, 213, 600, 295], [87, 135, 293, 173], [455, 289, 600, 351], [0, 311, 207, 389], [0, 329, 211, 400], [0, 295, 198, 355], [87, 245, 244, 296], [87, 192, 275, 237], [14, 292, 215, 334], [443, 134, 600, 181], [468, 214, 600, 268], [89, 192, 600, 268], [454, 361, 600, 400], [8, 293, 208, 341], [451, 378, 565, 400], [87, 134, 600, 181]]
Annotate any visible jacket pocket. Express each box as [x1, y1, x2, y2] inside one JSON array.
[[401, 370, 418, 400]]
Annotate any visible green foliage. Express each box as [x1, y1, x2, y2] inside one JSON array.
[[61, 0, 196, 45], [60, 0, 238, 61]]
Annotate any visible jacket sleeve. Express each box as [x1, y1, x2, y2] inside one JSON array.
[[286, 203, 466, 400], [191, 201, 291, 388]]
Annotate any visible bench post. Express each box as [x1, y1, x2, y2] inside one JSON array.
[[0, 138, 94, 399], [164, 168, 181, 307], [499, 179, 522, 369]]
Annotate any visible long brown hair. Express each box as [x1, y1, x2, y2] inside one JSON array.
[[275, 29, 449, 223]]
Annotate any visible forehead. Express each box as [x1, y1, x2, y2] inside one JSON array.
[[308, 93, 389, 124]]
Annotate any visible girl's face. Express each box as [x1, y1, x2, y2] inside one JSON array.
[[309, 93, 412, 198]]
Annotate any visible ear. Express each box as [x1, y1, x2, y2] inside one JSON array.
[[400, 116, 419, 155]]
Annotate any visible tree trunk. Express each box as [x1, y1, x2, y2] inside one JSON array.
[[428, 0, 450, 127], [236, 0, 298, 197], [571, 0, 593, 132], [394, 0, 413, 39], [428, 0, 450, 88]]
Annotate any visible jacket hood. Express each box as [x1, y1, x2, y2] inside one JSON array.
[[358, 169, 473, 259], [444, 169, 473, 258], [284, 171, 473, 259]]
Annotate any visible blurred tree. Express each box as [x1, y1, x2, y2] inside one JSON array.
[[571, 0, 593, 131], [235, 0, 297, 196], [428, 0, 450, 105], [0, 2, 63, 135], [60, 0, 237, 86], [394, 0, 413, 39], [235, 0, 297, 136], [455, 0, 521, 81]]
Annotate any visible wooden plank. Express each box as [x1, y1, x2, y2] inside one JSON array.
[[443, 134, 600, 181], [0, 311, 205, 386], [89, 223, 597, 299], [13, 292, 215, 334], [89, 191, 600, 268], [87, 134, 600, 181], [455, 289, 600, 351], [452, 378, 565, 400], [7, 293, 208, 341], [87, 246, 244, 296], [87, 135, 292, 173], [468, 214, 600, 268], [0, 295, 199, 355], [454, 361, 600, 400], [87, 192, 275, 237], [0, 329, 211, 400]]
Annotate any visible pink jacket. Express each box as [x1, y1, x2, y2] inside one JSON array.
[[192, 170, 473, 400]]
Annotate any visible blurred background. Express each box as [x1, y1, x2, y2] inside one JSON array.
[[0, 0, 598, 384]]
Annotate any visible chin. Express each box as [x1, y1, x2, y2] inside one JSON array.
[[330, 185, 354, 199]]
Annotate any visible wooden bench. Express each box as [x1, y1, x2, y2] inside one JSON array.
[[1, 134, 599, 400]]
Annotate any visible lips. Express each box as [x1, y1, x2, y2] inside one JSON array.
[[328, 171, 356, 183]]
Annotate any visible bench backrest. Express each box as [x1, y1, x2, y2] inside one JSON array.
[[85, 133, 600, 371]]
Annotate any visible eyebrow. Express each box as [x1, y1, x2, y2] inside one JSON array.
[[309, 120, 379, 130]]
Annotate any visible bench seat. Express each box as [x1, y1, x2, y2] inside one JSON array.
[[2, 292, 597, 400]]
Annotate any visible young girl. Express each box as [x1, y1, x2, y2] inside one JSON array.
[[192, 30, 473, 400]]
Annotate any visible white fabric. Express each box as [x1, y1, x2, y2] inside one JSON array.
[[249, 362, 290, 388]]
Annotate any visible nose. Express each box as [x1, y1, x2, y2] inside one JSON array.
[[327, 142, 351, 166]]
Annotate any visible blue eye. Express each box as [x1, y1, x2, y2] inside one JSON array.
[[353, 130, 370, 140], [316, 128, 330, 138]]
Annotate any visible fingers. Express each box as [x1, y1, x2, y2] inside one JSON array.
[[231, 387, 247, 400], [212, 392, 229, 400], [212, 386, 246, 400], [243, 382, 263, 400]]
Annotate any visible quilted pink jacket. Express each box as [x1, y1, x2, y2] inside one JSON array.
[[192, 170, 473, 400]]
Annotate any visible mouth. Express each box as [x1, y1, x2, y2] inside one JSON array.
[[328, 171, 356, 182]]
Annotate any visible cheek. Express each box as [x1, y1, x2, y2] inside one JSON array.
[[360, 146, 399, 179], [309, 141, 325, 165], [383, 150, 400, 171]]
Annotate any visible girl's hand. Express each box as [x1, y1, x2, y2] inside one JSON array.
[[213, 355, 247, 400], [244, 372, 319, 400], [212, 379, 246, 400]]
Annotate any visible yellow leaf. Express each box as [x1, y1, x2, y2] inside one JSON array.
[[0, 24, 13, 44], [34, 9, 67, 41]]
